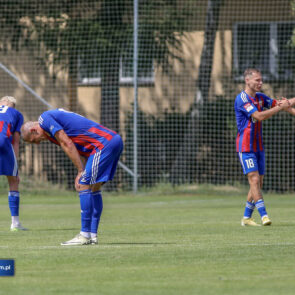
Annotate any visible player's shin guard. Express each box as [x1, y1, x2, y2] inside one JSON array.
[[255, 199, 268, 218], [91, 191, 103, 235], [79, 189, 93, 233], [8, 191, 20, 217]]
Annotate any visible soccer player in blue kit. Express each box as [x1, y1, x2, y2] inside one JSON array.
[[21, 108, 123, 245], [235, 68, 292, 226], [0, 96, 27, 231]]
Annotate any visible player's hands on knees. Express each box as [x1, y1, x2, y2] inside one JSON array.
[[74, 171, 83, 191]]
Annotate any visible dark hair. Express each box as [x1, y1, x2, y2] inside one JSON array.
[[243, 68, 261, 79]]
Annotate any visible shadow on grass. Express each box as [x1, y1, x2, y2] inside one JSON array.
[[33, 228, 78, 231], [104, 242, 176, 245]]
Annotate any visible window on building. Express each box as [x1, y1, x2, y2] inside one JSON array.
[[78, 48, 154, 85], [233, 22, 295, 81]]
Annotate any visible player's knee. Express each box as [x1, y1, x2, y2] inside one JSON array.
[[7, 176, 19, 191], [7, 176, 19, 186], [91, 182, 102, 192], [75, 182, 90, 192], [248, 173, 260, 186]]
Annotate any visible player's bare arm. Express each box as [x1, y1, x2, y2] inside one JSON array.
[[284, 106, 295, 116], [251, 100, 288, 122], [276, 97, 295, 115], [12, 132, 21, 159], [54, 129, 84, 173], [54, 129, 86, 190], [287, 97, 295, 107]]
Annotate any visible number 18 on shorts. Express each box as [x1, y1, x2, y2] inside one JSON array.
[[238, 151, 265, 175]]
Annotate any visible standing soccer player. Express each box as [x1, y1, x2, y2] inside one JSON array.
[[21, 108, 123, 246], [0, 96, 27, 231], [234, 68, 291, 226]]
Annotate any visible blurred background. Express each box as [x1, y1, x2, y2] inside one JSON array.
[[0, 0, 295, 192]]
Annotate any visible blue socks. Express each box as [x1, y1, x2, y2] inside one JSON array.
[[79, 189, 93, 233], [255, 199, 268, 218], [244, 201, 255, 218], [79, 189, 103, 236], [243, 199, 268, 219], [91, 191, 103, 235], [8, 191, 20, 217]]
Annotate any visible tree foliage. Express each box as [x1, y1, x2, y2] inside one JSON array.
[[0, 0, 192, 126], [0, 0, 192, 88]]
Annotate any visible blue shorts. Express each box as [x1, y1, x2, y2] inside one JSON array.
[[0, 137, 18, 176], [238, 151, 265, 175], [79, 134, 123, 185]]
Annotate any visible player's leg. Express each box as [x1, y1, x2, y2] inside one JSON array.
[[245, 173, 264, 213], [247, 171, 262, 202], [62, 153, 102, 246], [61, 180, 93, 246], [62, 154, 101, 245], [1, 142, 26, 231], [7, 176, 25, 231], [245, 188, 255, 217], [259, 174, 264, 189], [254, 151, 271, 226], [90, 183, 103, 245], [7, 176, 27, 231], [88, 135, 123, 244], [240, 171, 261, 226], [245, 170, 264, 214], [78, 186, 93, 239], [238, 152, 260, 226], [247, 173, 270, 225]]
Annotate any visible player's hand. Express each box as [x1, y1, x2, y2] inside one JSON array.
[[278, 97, 291, 110], [75, 171, 83, 191], [277, 97, 286, 105]]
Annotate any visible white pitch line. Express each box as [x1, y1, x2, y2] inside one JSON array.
[[1, 242, 295, 250]]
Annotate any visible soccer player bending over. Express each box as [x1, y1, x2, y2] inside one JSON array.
[[0, 96, 27, 231], [234, 68, 293, 226], [21, 108, 123, 246]]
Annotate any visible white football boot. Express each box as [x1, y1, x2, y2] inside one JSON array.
[[61, 234, 91, 246], [10, 223, 28, 231]]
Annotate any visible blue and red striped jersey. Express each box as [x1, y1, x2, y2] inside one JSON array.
[[234, 91, 276, 152], [0, 105, 23, 143], [39, 109, 117, 157]]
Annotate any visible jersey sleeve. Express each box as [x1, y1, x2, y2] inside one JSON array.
[[38, 111, 63, 137], [236, 96, 258, 118], [258, 93, 276, 109]]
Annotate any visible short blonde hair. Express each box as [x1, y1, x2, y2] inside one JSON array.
[[243, 68, 261, 79], [0, 96, 17, 107]]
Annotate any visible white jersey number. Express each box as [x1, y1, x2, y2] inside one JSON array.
[[245, 159, 255, 169], [0, 105, 8, 113]]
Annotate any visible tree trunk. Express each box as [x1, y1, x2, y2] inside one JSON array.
[[100, 49, 121, 191], [99, 0, 125, 134], [67, 53, 78, 113], [197, 0, 223, 103], [170, 0, 223, 184], [100, 51, 121, 133]]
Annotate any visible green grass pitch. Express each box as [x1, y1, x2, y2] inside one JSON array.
[[1, 184, 295, 295]]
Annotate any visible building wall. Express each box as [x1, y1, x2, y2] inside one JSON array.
[[77, 0, 295, 124], [0, 0, 293, 124]]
